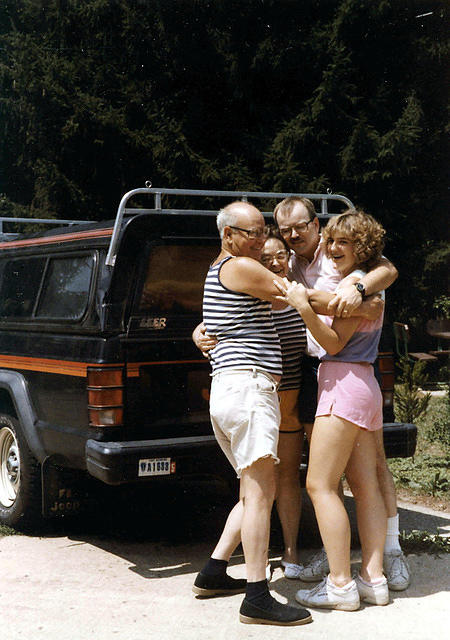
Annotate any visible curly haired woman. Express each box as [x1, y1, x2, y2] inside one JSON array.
[[275, 209, 390, 611]]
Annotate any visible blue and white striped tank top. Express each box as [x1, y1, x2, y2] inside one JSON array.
[[272, 306, 307, 391], [203, 257, 282, 376]]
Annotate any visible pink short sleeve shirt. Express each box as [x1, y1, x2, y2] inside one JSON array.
[[288, 240, 341, 356], [288, 239, 341, 293]]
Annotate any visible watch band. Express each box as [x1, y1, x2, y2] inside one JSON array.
[[354, 282, 366, 298]]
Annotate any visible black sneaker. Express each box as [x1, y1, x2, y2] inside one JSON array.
[[192, 572, 247, 597], [239, 597, 313, 626]]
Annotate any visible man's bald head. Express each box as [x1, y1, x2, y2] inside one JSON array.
[[217, 201, 263, 239]]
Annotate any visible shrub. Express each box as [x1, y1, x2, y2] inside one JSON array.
[[425, 388, 450, 453], [394, 356, 431, 423]]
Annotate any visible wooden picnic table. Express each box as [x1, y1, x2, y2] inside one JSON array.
[[426, 319, 450, 355]]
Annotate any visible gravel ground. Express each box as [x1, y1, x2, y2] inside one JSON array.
[[1, 491, 448, 640]]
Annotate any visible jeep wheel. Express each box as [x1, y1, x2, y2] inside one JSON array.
[[0, 416, 42, 530]]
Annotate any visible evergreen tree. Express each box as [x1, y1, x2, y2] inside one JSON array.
[[0, 0, 447, 322]]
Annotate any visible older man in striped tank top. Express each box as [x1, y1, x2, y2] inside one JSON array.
[[192, 201, 312, 627]]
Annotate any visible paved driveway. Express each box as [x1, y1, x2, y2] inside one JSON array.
[[1, 488, 448, 640]]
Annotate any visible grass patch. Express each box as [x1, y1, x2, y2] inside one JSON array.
[[401, 529, 450, 555], [0, 524, 18, 537], [389, 393, 450, 502]]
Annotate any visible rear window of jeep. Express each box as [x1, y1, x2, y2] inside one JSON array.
[[0, 254, 94, 320], [137, 243, 217, 315]]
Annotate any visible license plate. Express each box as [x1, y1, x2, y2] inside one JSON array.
[[138, 457, 175, 477]]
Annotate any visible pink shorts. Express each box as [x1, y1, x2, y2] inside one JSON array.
[[315, 361, 383, 431]]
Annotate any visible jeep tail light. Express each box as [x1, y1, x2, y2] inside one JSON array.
[[377, 352, 395, 409], [87, 367, 124, 427]]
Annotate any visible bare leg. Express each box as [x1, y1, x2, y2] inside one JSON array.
[[373, 428, 406, 566], [276, 432, 303, 564], [211, 496, 243, 561], [240, 456, 277, 582], [374, 428, 397, 518], [276, 389, 303, 565], [306, 415, 359, 587], [193, 476, 246, 598], [304, 421, 344, 500], [345, 429, 386, 582]]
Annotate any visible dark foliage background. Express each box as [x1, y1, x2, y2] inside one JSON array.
[[0, 0, 448, 331]]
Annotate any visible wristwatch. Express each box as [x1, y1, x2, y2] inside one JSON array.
[[354, 282, 366, 298]]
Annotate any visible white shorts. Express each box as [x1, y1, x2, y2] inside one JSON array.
[[209, 367, 281, 477]]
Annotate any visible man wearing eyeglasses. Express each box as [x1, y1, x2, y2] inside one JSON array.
[[274, 196, 410, 592], [273, 195, 396, 428], [193, 200, 313, 627], [274, 196, 398, 315]]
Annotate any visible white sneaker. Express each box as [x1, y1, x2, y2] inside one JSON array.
[[355, 574, 389, 605], [299, 548, 329, 582], [266, 563, 273, 582], [383, 551, 411, 591], [281, 560, 304, 580], [295, 576, 360, 611]]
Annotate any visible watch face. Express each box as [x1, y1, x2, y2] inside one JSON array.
[[356, 283, 365, 295]]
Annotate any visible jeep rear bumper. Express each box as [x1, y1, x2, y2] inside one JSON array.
[[86, 423, 417, 485], [86, 435, 225, 485]]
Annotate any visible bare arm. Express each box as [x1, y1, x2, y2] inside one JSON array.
[[328, 256, 397, 317], [308, 288, 384, 321], [274, 280, 360, 355], [360, 256, 398, 294], [220, 256, 284, 302]]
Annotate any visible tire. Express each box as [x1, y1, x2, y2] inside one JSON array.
[[0, 415, 42, 530]]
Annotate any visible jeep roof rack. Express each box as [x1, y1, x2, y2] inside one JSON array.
[[0, 186, 354, 267], [105, 186, 354, 266]]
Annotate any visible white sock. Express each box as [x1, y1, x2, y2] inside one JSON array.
[[384, 514, 402, 553], [358, 574, 386, 586], [328, 576, 354, 590]]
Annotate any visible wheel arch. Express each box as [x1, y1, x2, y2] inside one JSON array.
[[0, 370, 46, 463]]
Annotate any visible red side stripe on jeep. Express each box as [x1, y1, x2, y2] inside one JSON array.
[[0, 355, 206, 377], [0, 355, 122, 377], [126, 360, 206, 377], [0, 227, 113, 250]]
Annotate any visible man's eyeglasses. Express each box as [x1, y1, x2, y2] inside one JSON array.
[[229, 226, 269, 239], [279, 219, 315, 238], [261, 250, 289, 265]]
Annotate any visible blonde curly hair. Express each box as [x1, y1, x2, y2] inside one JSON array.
[[322, 209, 386, 271]]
